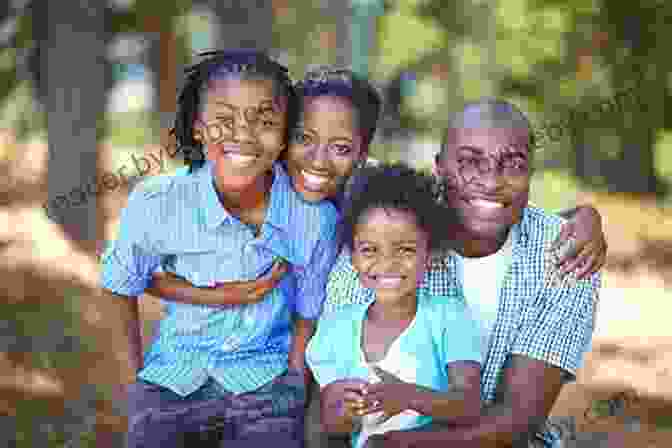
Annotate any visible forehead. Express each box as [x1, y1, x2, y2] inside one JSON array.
[[202, 77, 279, 109], [356, 207, 421, 236], [443, 127, 530, 155], [301, 95, 356, 130]]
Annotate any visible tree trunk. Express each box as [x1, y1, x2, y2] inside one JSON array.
[[36, 0, 112, 252], [145, 13, 180, 147], [210, 0, 274, 51]]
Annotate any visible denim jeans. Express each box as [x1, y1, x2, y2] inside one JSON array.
[[126, 371, 306, 448]]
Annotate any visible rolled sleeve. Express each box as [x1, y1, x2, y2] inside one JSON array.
[[440, 302, 484, 367], [100, 192, 163, 298], [293, 236, 339, 320], [511, 272, 600, 380]]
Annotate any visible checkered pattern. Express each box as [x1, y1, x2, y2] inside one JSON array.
[[324, 206, 601, 448]]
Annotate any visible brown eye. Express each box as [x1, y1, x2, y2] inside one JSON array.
[[332, 144, 353, 156]]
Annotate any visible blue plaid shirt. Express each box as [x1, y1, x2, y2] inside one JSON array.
[[101, 161, 339, 397], [324, 206, 600, 447]]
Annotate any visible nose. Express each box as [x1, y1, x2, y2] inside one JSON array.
[[473, 165, 506, 192], [307, 144, 331, 171], [232, 114, 256, 144], [369, 252, 403, 273]]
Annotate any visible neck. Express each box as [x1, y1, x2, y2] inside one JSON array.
[[215, 171, 273, 216], [368, 294, 417, 322], [454, 226, 510, 258]]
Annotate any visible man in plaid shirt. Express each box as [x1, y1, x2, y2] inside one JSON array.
[[323, 98, 600, 448]]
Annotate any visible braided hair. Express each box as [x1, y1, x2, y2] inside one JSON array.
[[172, 49, 297, 173], [294, 66, 381, 147]]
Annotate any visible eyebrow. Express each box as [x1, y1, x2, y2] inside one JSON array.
[[296, 126, 354, 143], [355, 239, 419, 246], [211, 99, 276, 109], [457, 145, 484, 154]]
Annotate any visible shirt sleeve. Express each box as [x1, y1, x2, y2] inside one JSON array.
[[439, 298, 484, 367], [292, 230, 340, 320], [324, 249, 375, 314], [306, 313, 348, 388], [511, 272, 600, 380], [100, 190, 163, 298]]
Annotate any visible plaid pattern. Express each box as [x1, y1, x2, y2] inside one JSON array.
[[127, 371, 306, 448], [324, 206, 600, 448]]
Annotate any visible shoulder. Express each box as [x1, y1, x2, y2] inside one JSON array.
[[421, 292, 472, 322], [124, 169, 200, 219], [519, 205, 567, 246]]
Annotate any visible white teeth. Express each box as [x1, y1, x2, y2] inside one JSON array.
[[375, 276, 404, 287], [302, 171, 330, 187], [226, 153, 257, 166], [470, 199, 504, 209]]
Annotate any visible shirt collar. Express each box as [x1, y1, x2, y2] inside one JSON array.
[[199, 161, 291, 231]]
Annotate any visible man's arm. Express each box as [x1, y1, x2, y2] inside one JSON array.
[[388, 269, 600, 448], [388, 355, 564, 448]]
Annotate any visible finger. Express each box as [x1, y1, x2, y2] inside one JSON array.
[[343, 391, 366, 404], [575, 252, 598, 280], [267, 259, 288, 280], [272, 259, 289, 277], [555, 237, 581, 266], [559, 243, 592, 277]]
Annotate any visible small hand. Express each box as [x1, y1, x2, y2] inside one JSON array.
[[363, 367, 416, 425], [550, 207, 607, 280]]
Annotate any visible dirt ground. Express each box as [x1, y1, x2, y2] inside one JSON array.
[[1, 137, 671, 446]]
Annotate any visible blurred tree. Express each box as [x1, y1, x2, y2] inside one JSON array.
[[31, 0, 113, 251]]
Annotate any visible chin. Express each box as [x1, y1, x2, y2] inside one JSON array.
[[463, 219, 512, 241], [295, 186, 329, 203]]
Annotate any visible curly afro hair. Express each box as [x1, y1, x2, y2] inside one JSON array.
[[339, 162, 458, 256]]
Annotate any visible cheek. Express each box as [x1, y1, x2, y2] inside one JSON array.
[[412, 252, 430, 284], [257, 129, 286, 155], [286, 144, 308, 170]]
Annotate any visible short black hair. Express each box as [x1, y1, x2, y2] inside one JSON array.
[[339, 162, 457, 255], [171, 49, 298, 173], [295, 66, 381, 147], [437, 98, 536, 164]]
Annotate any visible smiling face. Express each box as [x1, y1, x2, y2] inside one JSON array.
[[435, 127, 531, 243], [351, 207, 430, 305], [194, 77, 287, 193], [286, 95, 368, 203]]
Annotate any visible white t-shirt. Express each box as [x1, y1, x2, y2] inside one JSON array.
[[454, 230, 514, 355]]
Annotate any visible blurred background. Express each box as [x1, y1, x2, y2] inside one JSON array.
[[0, 0, 671, 446]]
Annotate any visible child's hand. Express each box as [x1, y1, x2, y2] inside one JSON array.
[[363, 367, 417, 424]]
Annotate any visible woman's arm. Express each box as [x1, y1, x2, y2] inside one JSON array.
[[146, 260, 288, 306], [551, 204, 607, 279]]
